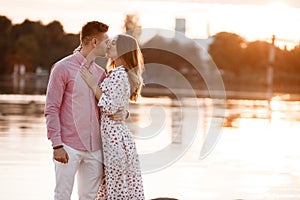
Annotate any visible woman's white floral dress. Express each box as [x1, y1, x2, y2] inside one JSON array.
[[95, 66, 145, 200]]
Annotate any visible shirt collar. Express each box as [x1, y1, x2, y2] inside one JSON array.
[[73, 51, 95, 67]]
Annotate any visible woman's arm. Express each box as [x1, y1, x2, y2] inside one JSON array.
[[81, 67, 128, 121], [80, 67, 102, 100], [92, 85, 102, 100]]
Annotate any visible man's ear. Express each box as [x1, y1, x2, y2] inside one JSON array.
[[91, 38, 98, 47]]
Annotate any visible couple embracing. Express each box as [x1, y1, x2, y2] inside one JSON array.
[[45, 21, 144, 200]]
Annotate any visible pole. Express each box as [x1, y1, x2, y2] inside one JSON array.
[[267, 35, 275, 121]]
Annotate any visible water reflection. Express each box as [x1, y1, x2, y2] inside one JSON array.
[[0, 94, 300, 199], [0, 75, 48, 94]]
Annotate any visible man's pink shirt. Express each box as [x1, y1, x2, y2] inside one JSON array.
[[45, 51, 106, 151]]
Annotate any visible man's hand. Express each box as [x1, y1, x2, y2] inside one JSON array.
[[53, 148, 69, 164], [109, 107, 128, 124]]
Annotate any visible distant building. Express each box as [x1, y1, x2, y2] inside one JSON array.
[[174, 18, 214, 61], [13, 64, 26, 77], [175, 18, 186, 35], [194, 37, 214, 61]]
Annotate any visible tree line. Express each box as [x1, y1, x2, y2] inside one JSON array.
[[0, 15, 79, 74], [0, 14, 299, 94], [208, 32, 300, 93]]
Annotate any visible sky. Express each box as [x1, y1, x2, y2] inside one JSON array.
[[0, 0, 300, 48], [158, 0, 300, 7]]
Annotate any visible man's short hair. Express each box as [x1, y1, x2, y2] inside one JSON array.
[[80, 21, 109, 44]]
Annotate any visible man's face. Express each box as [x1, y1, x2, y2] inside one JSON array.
[[94, 33, 109, 57]]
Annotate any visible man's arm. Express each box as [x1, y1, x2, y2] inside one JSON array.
[[45, 64, 69, 163], [45, 64, 64, 147]]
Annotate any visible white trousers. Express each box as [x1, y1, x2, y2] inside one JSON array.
[[53, 144, 103, 200]]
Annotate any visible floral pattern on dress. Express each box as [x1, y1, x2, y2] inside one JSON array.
[[95, 66, 145, 200]]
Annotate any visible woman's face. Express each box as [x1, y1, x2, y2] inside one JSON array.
[[106, 35, 118, 59], [93, 33, 109, 57]]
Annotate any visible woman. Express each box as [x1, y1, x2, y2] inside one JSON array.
[[80, 34, 145, 199]]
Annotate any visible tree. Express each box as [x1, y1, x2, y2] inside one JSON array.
[[13, 34, 39, 72], [46, 20, 64, 44], [123, 14, 141, 40], [5, 19, 47, 73], [0, 15, 12, 74], [42, 21, 66, 69], [2, 18, 79, 74], [242, 40, 271, 69], [208, 32, 245, 74], [288, 45, 300, 73]]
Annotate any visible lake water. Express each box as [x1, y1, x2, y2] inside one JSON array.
[[0, 94, 300, 200]]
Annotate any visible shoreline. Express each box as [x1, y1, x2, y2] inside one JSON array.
[[141, 87, 300, 101], [1, 88, 300, 102]]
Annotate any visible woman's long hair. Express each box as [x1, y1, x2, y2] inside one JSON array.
[[107, 34, 144, 102]]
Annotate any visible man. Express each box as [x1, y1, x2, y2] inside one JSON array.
[[45, 21, 124, 200]]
